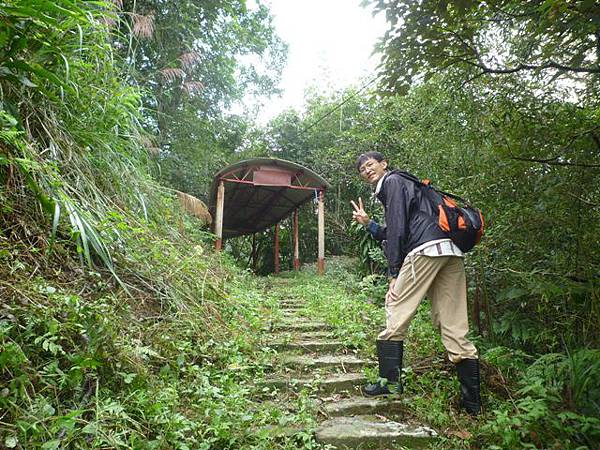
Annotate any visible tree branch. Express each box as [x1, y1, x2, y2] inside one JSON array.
[[567, 192, 600, 208], [509, 155, 600, 168], [591, 132, 600, 151], [477, 61, 600, 74]]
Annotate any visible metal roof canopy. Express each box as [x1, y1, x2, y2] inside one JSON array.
[[209, 158, 330, 239]]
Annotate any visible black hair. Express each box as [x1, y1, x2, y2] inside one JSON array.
[[355, 151, 386, 171]]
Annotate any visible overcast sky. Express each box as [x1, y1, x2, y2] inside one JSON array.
[[251, 0, 388, 123]]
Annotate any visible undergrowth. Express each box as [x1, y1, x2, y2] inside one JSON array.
[[0, 3, 598, 448], [293, 257, 600, 449], [0, 2, 320, 447], [0, 218, 323, 449]]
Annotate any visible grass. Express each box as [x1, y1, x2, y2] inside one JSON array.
[[284, 256, 600, 450], [0, 4, 597, 445], [2, 226, 599, 448], [0, 3, 323, 447], [0, 215, 324, 449]]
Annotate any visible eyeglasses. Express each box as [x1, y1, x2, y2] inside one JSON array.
[[359, 160, 378, 175]]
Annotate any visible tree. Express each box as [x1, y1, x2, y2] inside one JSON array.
[[117, 0, 287, 197], [245, 74, 600, 350], [362, 0, 600, 93]]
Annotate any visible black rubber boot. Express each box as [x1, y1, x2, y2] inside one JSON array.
[[362, 340, 403, 396], [456, 358, 481, 415]]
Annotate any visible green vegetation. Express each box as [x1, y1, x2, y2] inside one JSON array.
[[0, 1, 305, 447], [1, 0, 599, 448], [285, 258, 600, 449], [362, 0, 600, 94], [252, 76, 600, 351]]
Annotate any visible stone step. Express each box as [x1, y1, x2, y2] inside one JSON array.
[[282, 354, 368, 371], [280, 311, 305, 319], [280, 309, 303, 315], [280, 304, 304, 310], [266, 372, 366, 394], [282, 330, 337, 340], [276, 321, 330, 332], [270, 339, 344, 353], [290, 330, 337, 339], [279, 299, 303, 305], [270, 330, 337, 342], [315, 415, 437, 449], [322, 397, 405, 417], [279, 305, 304, 311]]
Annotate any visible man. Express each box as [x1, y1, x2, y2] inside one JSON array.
[[351, 151, 481, 415]]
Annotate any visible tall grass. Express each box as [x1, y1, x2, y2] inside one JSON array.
[[0, 3, 315, 447], [0, 0, 160, 282]]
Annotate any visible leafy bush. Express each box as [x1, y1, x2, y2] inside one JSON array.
[[480, 350, 600, 449]]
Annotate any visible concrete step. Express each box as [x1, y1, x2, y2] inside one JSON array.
[[276, 321, 330, 332], [280, 310, 303, 316], [280, 311, 305, 319], [315, 415, 437, 449], [266, 372, 366, 394], [322, 397, 405, 417], [270, 331, 337, 345], [280, 305, 304, 310], [269, 339, 344, 353], [279, 299, 303, 305], [282, 354, 368, 371], [279, 309, 302, 314], [291, 330, 337, 339], [272, 330, 335, 340]]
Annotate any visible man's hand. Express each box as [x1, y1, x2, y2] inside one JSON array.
[[350, 197, 370, 226], [385, 277, 399, 303]]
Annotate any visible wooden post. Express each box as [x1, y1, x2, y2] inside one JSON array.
[[293, 208, 300, 271], [317, 190, 325, 275], [215, 180, 225, 251], [274, 223, 280, 273]]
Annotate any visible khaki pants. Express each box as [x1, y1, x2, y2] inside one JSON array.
[[378, 255, 478, 363]]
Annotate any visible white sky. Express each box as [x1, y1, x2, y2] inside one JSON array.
[[246, 0, 388, 123]]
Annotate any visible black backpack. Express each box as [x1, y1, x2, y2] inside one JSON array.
[[394, 171, 485, 252]]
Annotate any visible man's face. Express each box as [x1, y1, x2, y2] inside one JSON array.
[[358, 158, 388, 185]]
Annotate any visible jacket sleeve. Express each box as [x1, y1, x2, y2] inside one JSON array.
[[366, 220, 386, 241], [383, 176, 412, 278]]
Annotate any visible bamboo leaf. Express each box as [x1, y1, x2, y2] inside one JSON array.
[[47, 201, 61, 256]]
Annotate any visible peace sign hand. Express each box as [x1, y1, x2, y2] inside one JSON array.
[[350, 197, 370, 226]]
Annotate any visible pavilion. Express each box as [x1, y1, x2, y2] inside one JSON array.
[[208, 158, 331, 273]]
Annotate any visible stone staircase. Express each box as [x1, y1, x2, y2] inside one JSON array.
[[263, 289, 438, 449]]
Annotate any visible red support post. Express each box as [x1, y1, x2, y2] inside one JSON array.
[[293, 208, 300, 271], [274, 223, 280, 274]]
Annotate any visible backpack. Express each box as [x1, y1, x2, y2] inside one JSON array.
[[394, 171, 485, 252]]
